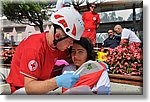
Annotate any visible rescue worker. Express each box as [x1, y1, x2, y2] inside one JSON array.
[[6, 7, 84, 94], [82, 3, 100, 46]]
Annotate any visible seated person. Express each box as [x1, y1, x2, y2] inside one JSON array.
[[62, 37, 110, 94], [114, 25, 141, 44], [103, 29, 121, 48]]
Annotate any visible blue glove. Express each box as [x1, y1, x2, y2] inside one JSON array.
[[56, 72, 80, 88]]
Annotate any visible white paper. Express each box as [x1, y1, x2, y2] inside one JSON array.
[[74, 60, 103, 76]]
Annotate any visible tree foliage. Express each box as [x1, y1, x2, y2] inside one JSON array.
[[2, 0, 50, 32]]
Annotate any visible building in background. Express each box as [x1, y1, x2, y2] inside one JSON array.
[[1, 17, 51, 46]]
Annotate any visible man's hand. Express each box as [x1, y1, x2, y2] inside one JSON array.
[[56, 72, 79, 88]]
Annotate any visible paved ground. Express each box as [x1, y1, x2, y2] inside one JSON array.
[[0, 82, 143, 95], [110, 82, 143, 95], [49, 82, 143, 95]]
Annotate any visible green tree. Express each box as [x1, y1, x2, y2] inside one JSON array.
[[2, 0, 50, 32]]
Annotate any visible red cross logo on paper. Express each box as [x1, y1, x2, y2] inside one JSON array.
[[28, 60, 38, 71]]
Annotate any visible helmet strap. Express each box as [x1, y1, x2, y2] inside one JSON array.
[[53, 25, 57, 46], [53, 24, 69, 46]]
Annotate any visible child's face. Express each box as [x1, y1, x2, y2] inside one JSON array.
[[71, 43, 88, 68]]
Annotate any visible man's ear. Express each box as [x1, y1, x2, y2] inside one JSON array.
[[55, 32, 61, 40]]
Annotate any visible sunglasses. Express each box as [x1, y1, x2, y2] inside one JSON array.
[[91, 6, 96, 9]]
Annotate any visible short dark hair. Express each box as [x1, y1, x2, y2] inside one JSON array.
[[90, 3, 96, 7], [87, 3, 96, 10], [70, 37, 96, 61], [107, 29, 114, 33]]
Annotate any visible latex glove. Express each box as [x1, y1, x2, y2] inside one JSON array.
[[56, 72, 80, 88]]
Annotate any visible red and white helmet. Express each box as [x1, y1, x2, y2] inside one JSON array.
[[51, 7, 84, 40]]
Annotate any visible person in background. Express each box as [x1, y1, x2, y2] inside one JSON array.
[[103, 29, 121, 48], [6, 7, 84, 95], [82, 3, 100, 46], [62, 37, 110, 94], [114, 25, 141, 44]]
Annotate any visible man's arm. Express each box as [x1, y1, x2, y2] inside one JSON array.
[[120, 39, 124, 45], [96, 14, 100, 29], [24, 76, 58, 94], [96, 23, 100, 29], [24, 71, 80, 94], [120, 39, 129, 45]]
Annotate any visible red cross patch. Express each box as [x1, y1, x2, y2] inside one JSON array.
[[28, 60, 38, 71], [93, 17, 96, 21]]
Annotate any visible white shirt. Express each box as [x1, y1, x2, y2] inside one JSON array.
[[121, 28, 141, 43]]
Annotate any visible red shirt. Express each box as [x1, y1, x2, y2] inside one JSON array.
[[6, 32, 68, 93], [82, 11, 100, 30]]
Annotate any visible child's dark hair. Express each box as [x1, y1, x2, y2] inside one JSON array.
[[70, 37, 96, 61]]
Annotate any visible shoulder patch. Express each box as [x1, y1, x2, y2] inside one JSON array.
[[28, 60, 38, 71]]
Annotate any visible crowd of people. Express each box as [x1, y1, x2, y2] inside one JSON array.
[[5, 1, 142, 95]]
